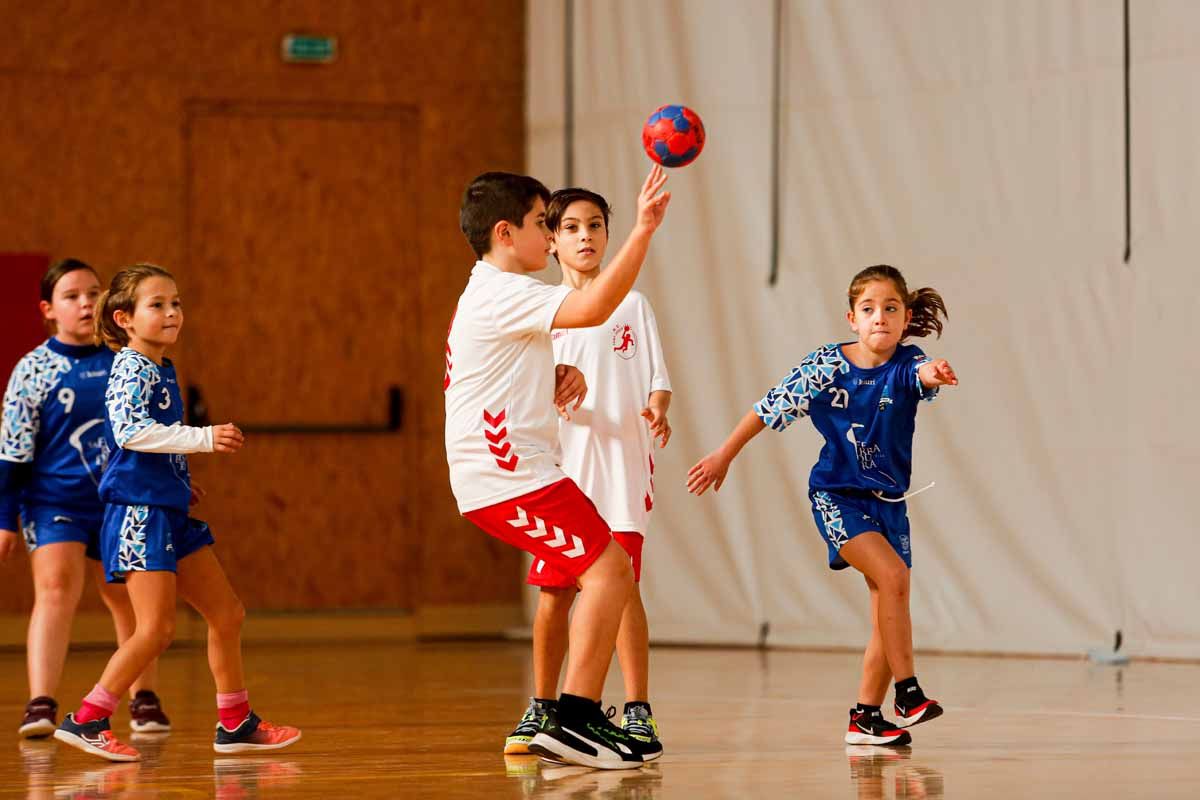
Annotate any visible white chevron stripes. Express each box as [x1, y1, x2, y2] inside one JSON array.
[[505, 505, 586, 559]]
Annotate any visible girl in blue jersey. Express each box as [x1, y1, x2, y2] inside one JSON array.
[[0, 259, 171, 738], [688, 265, 956, 747], [53, 264, 300, 762]]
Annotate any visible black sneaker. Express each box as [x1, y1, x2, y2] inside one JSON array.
[[129, 690, 172, 733], [504, 698, 554, 754], [894, 686, 943, 728], [528, 705, 643, 770], [844, 708, 912, 746], [619, 703, 663, 761], [19, 696, 58, 739]]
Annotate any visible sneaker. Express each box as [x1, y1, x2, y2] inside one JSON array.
[[504, 698, 554, 754], [19, 696, 58, 738], [213, 711, 302, 754], [620, 703, 663, 761], [844, 708, 912, 747], [614, 705, 662, 762], [53, 714, 141, 762], [528, 705, 643, 770], [129, 690, 172, 733], [894, 687, 943, 728]]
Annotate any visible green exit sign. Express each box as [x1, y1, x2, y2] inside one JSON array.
[[282, 34, 337, 64]]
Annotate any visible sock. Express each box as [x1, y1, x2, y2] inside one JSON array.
[[76, 684, 119, 724], [624, 700, 652, 716], [853, 703, 881, 716], [894, 676, 926, 705], [217, 689, 250, 730], [557, 693, 600, 722]]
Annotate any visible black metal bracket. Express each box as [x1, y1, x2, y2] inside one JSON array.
[[186, 385, 403, 434]]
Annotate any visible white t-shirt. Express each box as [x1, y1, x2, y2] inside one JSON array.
[[445, 261, 574, 513], [552, 290, 672, 535]]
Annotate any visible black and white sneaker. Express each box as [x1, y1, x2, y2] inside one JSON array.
[[844, 708, 912, 747], [528, 705, 643, 770], [894, 687, 943, 728], [19, 696, 58, 738]]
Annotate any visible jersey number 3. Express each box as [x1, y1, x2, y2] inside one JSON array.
[[828, 387, 850, 409]]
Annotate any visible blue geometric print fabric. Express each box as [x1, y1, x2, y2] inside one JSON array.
[[106, 349, 160, 446], [812, 491, 849, 552], [1, 344, 73, 463], [117, 504, 150, 572], [754, 344, 850, 431]]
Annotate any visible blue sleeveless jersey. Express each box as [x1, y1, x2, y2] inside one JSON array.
[[754, 343, 936, 494], [98, 348, 192, 512], [0, 339, 114, 528]]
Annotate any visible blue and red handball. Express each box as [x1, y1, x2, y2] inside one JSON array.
[[641, 104, 705, 168]]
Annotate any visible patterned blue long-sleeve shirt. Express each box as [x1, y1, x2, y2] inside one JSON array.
[[98, 348, 193, 512], [0, 339, 114, 529], [754, 343, 937, 495]]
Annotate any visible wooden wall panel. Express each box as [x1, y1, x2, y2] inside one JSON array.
[[0, 1, 525, 613]]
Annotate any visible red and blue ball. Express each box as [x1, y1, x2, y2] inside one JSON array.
[[642, 104, 705, 168]]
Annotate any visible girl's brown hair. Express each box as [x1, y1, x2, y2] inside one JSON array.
[[40, 258, 101, 334], [96, 264, 176, 351], [848, 264, 948, 339]]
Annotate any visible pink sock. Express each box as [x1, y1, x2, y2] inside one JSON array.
[[76, 684, 119, 724], [217, 689, 250, 730]]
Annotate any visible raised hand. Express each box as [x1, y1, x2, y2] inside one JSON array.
[[634, 164, 671, 233], [918, 359, 958, 388], [212, 423, 245, 453]]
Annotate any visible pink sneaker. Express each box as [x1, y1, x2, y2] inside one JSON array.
[[213, 711, 301, 754], [54, 714, 141, 762]]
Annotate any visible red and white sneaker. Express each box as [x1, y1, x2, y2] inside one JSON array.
[[213, 711, 302, 754], [894, 693, 943, 728], [844, 708, 912, 747], [54, 714, 141, 762]]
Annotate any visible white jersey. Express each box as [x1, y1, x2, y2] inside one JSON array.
[[552, 290, 671, 534], [444, 261, 573, 513]]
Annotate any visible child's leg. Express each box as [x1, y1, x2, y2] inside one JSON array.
[[838, 532, 913, 681], [27, 543, 87, 698], [858, 575, 892, 706], [94, 572, 177, 697], [561, 539, 634, 700], [91, 561, 159, 697], [533, 587, 575, 698], [174, 547, 245, 693], [616, 584, 649, 703]]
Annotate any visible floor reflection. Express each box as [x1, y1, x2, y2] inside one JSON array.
[[845, 745, 943, 800]]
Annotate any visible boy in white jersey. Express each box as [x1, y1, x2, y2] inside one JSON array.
[[504, 189, 671, 760], [445, 167, 671, 770]]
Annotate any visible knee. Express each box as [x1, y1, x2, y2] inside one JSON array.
[[211, 598, 245, 637], [878, 565, 910, 600], [34, 569, 81, 607], [139, 617, 175, 653]]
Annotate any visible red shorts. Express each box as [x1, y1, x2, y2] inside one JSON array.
[[529, 531, 643, 588], [464, 478, 611, 583]]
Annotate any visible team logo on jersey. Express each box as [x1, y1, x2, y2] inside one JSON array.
[[878, 386, 893, 412], [612, 324, 637, 359]]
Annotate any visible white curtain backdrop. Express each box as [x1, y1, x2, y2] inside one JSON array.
[[525, 0, 1199, 659]]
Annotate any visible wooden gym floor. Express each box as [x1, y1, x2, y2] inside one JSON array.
[[2, 638, 1198, 798]]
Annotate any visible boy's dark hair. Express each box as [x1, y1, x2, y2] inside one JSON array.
[[41, 258, 99, 303], [848, 264, 948, 340], [546, 187, 612, 232], [459, 172, 551, 259]]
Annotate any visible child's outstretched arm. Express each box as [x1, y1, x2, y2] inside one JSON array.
[[917, 358, 958, 388], [687, 411, 766, 495], [552, 165, 671, 329]]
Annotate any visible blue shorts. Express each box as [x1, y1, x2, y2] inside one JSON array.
[[20, 506, 104, 560], [809, 489, 912, 570], [100, 504, 215, 583]]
